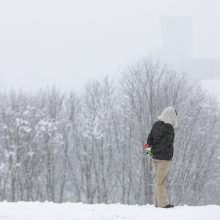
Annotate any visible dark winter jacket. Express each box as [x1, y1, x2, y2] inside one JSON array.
[[147, 120, 175, 161]]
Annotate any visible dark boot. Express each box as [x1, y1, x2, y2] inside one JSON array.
[[163, 204, 174, 208]]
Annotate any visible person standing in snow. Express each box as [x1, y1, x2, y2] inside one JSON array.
[[146, 106, 177, 208]]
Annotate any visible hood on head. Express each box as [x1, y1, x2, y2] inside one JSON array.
[[158, 106, 177, 128]]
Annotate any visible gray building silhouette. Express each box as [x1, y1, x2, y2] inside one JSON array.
[[161, 16, 220, 79]]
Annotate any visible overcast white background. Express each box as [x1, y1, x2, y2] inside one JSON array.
[[0, 0, 220, 91]]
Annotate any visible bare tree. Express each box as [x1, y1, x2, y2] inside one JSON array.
[[0, 58, 219, 205]]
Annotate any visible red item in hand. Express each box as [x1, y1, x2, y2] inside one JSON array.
[[144, 144, 149, 149]]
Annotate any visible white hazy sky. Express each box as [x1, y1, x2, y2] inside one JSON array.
[[0, 0, 220, 91]]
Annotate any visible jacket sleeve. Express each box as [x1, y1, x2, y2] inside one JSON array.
[[151, 124, 173, 154], [147, 130, 154, 146]]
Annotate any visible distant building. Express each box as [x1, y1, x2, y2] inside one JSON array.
[[161, 16, 193, 65], [182, 58, 220, 79], [214, 59, 220, 78], [160, 16, 220, 79], [181, 58, 215, 79]]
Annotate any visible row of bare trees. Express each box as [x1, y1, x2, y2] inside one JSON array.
[[0, 58, 219, 205]]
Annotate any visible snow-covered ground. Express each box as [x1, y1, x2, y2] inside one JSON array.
[[0, 203, 219, 220]]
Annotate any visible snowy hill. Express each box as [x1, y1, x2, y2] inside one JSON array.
[[0, 203, 219, 220]]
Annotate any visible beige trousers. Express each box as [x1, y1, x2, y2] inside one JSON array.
[[153, 159, 170, 207]]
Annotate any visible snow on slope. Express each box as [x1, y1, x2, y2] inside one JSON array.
[[0, 203, 219, 220]]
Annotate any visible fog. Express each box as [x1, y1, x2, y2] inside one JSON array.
[[0, 0, 220, 91]]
